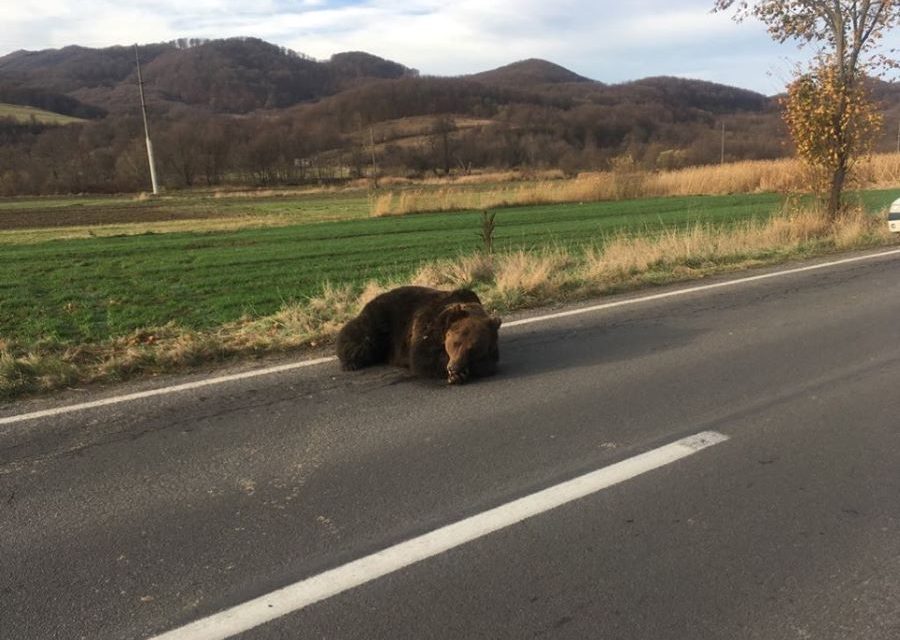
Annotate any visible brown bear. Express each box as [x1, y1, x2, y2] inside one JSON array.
[[336, 286, 501, 384]]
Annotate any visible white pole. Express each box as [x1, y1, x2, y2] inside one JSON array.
[[135, 44, 159, 195]]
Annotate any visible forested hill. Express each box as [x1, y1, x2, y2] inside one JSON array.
[[10, 37, 896, 195], [0, 38, 419, 115], [469, 58, 593, 85], [0, 38, 773, 119]]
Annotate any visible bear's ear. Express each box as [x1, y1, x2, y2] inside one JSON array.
[[489, 316, 502, 331], [451, 288, 481, 305], [439, 303, 469, 330]]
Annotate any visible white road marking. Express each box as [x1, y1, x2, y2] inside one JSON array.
[[147, 430, 730, 640], [504, 247, 900, 327], [0, 358, 335, 426], [4, 247, 900, 425]]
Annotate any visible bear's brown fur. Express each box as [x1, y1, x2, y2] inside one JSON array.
[[336, 286, 501, 384]]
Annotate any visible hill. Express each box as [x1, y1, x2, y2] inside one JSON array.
[[0, 40, 795, 195], [0, 38, 418, 115], [0, 41, 769, 120], [0, 39, 776, 128], [470, 59, 593, 85], [5, 36, 883, 197], [608, 76, 770, 114]]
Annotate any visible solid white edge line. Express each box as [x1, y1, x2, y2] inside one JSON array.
[[503, 246, 900, 327], [4, 246, 900, 425], [147, 430, 730, 640], [0, 357, 336, 426]]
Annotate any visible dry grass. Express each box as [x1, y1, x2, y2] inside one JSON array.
[[371, 153, 900, 216], [488, 250, 574, 307], [581, 205, 885, 286], [432, 169, 567, 185], [412, 253, 496, 289], [376, 170, 567, 189], [211, 187, 338, 198], [370, 177, 606, 216], [850, 154, 900, 187], [2, 205, 894, 400], [224, 281, 387, 351], [645, 159, 810, 196], [411, 250, 575, 307], [583, 208, 828, 281], [0, 215, 304, 245]]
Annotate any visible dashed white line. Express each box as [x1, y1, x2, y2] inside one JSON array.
[[147, 430, 730, 640], [3, 247, 900, 425]]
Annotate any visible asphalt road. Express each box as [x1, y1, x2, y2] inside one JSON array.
[[2, 249, 900, 639]]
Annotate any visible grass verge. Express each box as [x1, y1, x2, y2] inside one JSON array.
[[1, 205, 895, 401]]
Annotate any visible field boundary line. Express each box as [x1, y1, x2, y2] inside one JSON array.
[[3, 247, 900, 425]]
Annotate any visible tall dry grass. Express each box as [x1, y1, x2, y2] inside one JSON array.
[[376, 169, 566, 189], [583, 208, 829, 281], [645, 158, 810, 196], [371, 153, 900, 217], [2, 205, 893, 400], [412, 253, 496, 289], [370, 177, 610, 216], [366, 177, 592, 216]]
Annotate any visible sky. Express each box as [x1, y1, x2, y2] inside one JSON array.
[[3, 0, 900, 96]]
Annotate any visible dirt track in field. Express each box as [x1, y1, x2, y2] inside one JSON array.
[[0, 204, 229, 230]]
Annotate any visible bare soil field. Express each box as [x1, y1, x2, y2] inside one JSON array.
[[0, 190, 371, 234], [0, 204, 225, 229]]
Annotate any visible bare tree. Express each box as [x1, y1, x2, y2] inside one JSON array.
[[430, 116, 457, 176]]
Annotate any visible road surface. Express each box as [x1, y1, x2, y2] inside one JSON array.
[[2, 249, 900, 639]]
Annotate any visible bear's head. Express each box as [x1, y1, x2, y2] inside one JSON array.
[[439, 303, 502, 384]]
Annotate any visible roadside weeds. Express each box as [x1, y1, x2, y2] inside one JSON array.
[[1, 206, 895, 401]]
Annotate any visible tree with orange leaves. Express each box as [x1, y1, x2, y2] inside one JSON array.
[[713, 1, 899, 217]]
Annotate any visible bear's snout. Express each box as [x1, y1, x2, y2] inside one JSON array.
[[447, 362, 469, 385]]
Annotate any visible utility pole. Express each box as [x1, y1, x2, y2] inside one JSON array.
[[720, 121, 726, 165], [896, 120, 899, 155], [369, 126, 378, 188], [135, 44, 159, 195]]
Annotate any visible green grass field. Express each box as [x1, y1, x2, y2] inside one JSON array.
[[3, 188, 899, 349], [0, 103, 86, 125]]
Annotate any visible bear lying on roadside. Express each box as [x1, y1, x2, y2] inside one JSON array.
[[336, 286, 502, 384]]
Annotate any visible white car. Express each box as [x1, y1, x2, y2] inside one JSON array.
[[890, 198, 900, 233]]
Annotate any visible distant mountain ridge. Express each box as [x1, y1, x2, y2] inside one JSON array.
[[11, 36, 883, 197], [0, 37, 777, 119], [0, 38, 419, 114]]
